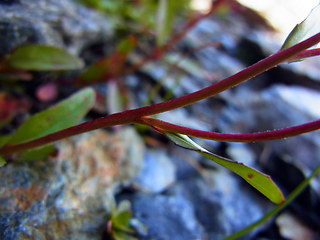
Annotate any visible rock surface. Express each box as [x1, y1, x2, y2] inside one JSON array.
[[0, 128, 145, 240], [133, 149, 176, 193], [0, 0, 111, 56], [1, 1, 320, 239]]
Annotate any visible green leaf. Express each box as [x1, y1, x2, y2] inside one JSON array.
[[0, 134, 12, 148], [165, 132, 284, 204], [8, 87, 95, 145], [281, 3, 320, 50], [112, 230, 138, 240], [77, 59, 109, 83], [112, 200, 133, 232], [15, 145, 57, 162], [156, 0, 189, 45], [7, 44, 84, 71], [116, 36, 137, 53], [222, 163, 320, 240], [113, 211, 133, 232], [0, 156, 6, 167]]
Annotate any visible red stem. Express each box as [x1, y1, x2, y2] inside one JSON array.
[[140, 117, 320, 142], [292, 48, 320, 60], [1, 33, 320, 155], [123, 0, 225, 75], [122, 32, 320, 115]]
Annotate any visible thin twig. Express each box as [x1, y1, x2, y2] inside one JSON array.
[[140, 117, 320, 142], [1, 33, 320, 156]]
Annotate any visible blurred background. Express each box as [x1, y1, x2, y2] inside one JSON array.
[[0, 0, 320, 239]]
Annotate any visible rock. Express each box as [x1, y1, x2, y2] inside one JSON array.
[[259, 85, 320, 174], [120, 192, 204, 240], [0, 127, 145, 240], [120, 167, 269, 240], [226, 142, 255, 166], [133, 149, 176, 193], [276, 212, 320, 240], [0, 0, 111, 56]]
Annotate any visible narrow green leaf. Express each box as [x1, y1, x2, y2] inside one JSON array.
[[165, 132, 284, 204], [0, 134, 12, 148], [281, 3, 320, 50], [15, 145, 57, 162], [112, 200, 133, 232], [112, 230, 138, 240], [7, 44, 84, 71], [113, 211, 133, 232], [8, 87, 95, 145], [77, 59, 109, 83], [0, 156, 6, 167], [223, 163, 320, 240], [156, 0, 189, 45]]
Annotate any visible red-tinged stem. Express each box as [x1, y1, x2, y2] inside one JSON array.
[[123, 0, 225, 75], [153, 0, 225, 57], [0, 111, 140, 156], [1, 33, 320, 156], [121, 32, 320, 116], [291, 48, 320, 60], [140, 117, 320, 142]]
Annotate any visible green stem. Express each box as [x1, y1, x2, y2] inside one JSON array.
[[222, 163, 320, 240]]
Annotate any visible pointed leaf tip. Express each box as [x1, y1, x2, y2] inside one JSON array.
[[165, 132, 284, 204], [281, 3, 320, 50], [8, 87, 95, 146]]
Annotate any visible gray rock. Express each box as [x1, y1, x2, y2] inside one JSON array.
[[0, 0, 111, 56], [123, 192, 204, 240], [0, 127, 145, 240], [121, 168, 269, 240], [133, 149, 176, 193]]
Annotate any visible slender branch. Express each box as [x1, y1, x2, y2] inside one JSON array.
[[140, 117, 320, 142], [291, 48, 320, 60], [1, 33, 320, 155], [121, 32, 320, 116], [0, 112, 139, 156]]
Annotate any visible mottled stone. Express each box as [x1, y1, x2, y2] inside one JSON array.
[[0, 0, 111, 56], [0, 127, 145, 240]]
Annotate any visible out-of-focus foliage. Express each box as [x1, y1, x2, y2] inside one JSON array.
[[108, 200, 146, 240], [0, 88, 95, 163], [77, 35, 137, 84], [74, 0, 191, 44], [7, 45, 84, 71], [156, 0, 189, 45]]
